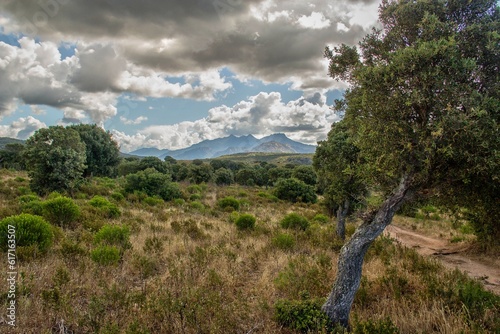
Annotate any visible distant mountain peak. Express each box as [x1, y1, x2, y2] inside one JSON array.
[[130, 133, 316, 160]]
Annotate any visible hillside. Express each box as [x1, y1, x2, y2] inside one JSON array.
[[0, 137, 24, 149]]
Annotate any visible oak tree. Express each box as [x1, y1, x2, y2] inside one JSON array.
[[320, 0, 499, 328]]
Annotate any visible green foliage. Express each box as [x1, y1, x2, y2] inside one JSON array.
[[274, 298, 331, 333], [217, 196, 240, 211], [324, 0, 500, 242], [89, 196, 121, 218], [124, 168, 182, 201], [214, 167, 234, 186], [352, 318, 400, 334], [271, 233, 295, 250], [94, 224, 131, 249], [42, 196, 81, 227], [273, 178, 317, 203], [281, 213, 310, 231], [314, 121, 365, 216], [188, 163, 213, 184], [235, 214, 256, 230], [68, 124, 120, 177], [142, 196, 164, 206], [312, 214, 329, 224], [0, 214, 53, 253], [292, 165, 317, 186], [23, 126, 87, 195], [90, 245, 121, 266]]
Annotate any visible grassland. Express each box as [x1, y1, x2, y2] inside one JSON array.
[[0, 169, 498, 333]]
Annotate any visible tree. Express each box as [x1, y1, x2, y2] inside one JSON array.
[[291, 165, 317, 187], [321, 0, 499, 328], [273, 178, 317, 204], [68, 124, 120, 177], [0, 143, 26, 170], [188, 163, 213, 184], [138, 156, 171, 175], [214, 167, 234, 186], [313, 121, 365, 239], [23, 126, 87, 195]]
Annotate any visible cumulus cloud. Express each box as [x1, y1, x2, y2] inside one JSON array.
[[2, 0, 380, 90], [120, 115, 148, 125], [112, 91, 340, 152], [0, 116, 46, 139], [0, 38, 233, 125]]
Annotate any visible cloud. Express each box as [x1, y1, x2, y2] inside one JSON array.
[[112, 91, 340, 152], [0, 116, 46, 139], [0, 38, 233, 124], [120, 115, 148, 125], [2, 0, 380, 91]]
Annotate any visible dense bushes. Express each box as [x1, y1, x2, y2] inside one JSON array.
[[217, 196, 240, 211], [124, 168, 182, 201], [89, 196, 121, 218], [0, 214, 53, 253], [42, 196, 81, 227], [274, 178, 317, 203], [235, 214, 256, 230], [281, 213, 310, 231]]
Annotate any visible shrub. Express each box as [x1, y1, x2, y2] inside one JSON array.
[[21, 200, 44, 216], [90, 245, 121, 265], [273, 178, 317, 203], [312, 214, 329, 224], [89, 196, 121, 218], [281, 213, 310, 231], [18, 194, 39, 204], [272, 233, 295, 250], [42, 196, 81, 227], [217, 196, 240, 211], [0, 214, 53, 253], [94, 224, 131, 249], [110, 191, 125, 202], [235, 214, 256, 230], [274, 298, 330, 333], [142, 196, 164, 206]]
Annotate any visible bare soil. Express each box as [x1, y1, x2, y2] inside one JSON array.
[[385, 224, 500, 295]]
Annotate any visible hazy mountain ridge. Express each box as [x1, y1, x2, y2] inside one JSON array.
[[130, 134, 316, 160]]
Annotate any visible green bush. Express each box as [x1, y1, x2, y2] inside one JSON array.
[[235, 214, 256, 230], [90, 245, 121, 265], [89, 196, 121, 218], [312, 214, 329, 224], [21, 200, 44, 216], [18, 194, 39, 204], [42, 196, 80, 227], [143, 196, 164, 206], [0, 214, 53, 253], [273, 178, 317, 203], [272, 233, 295, 250], [281, 213, 310, 231], [217, 196, 240, 211], [110, 192, 125, 202], [274, 298, 330, 333], [94, 224, 131, 249], [189, 193, 202, 201]]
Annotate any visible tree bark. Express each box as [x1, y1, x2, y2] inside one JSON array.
[[322, 173, 413, 329], [336, 198, 350, 240]]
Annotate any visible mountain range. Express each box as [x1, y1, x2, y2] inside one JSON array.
[[130, 133, 316, 160]]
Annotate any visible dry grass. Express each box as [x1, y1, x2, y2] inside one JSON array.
[[0, 170, 498, 333]]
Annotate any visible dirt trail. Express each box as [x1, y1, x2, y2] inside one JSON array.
[[385, 225, 500, 295]]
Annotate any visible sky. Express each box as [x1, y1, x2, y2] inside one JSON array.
[[0, 0, 381, 152]]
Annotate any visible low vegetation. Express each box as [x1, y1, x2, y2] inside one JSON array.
[[0, 170, 497, 333]]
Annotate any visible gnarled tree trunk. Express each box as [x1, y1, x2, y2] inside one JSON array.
[[322, 173, 413, 328], [336, 198, 350, 240]]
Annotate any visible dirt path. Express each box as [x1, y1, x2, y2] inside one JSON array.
[[385, 225, 500, 295]]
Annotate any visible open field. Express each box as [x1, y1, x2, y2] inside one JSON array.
[[0, 170, 498, 333]]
